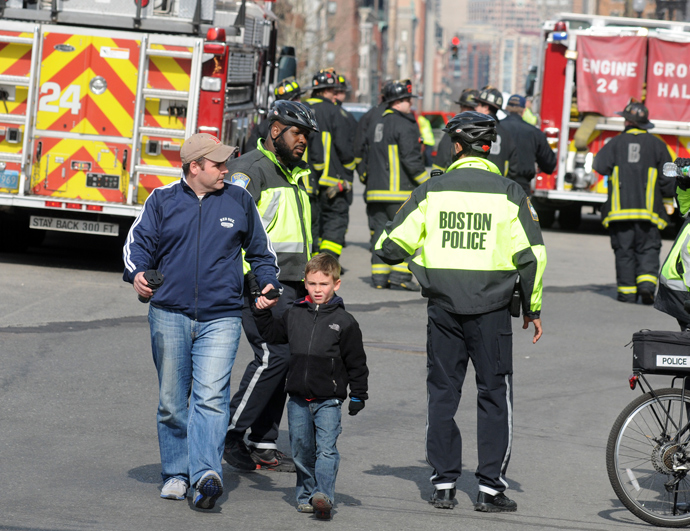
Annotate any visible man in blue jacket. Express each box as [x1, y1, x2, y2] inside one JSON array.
[[123, 133, 280, 511]]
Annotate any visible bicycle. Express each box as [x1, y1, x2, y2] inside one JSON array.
[[607, 329, 690, 527]]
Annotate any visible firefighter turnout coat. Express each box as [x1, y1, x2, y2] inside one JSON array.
[[305, 96, 357, 194], [499, 113, 557, 191], [593, 128, 674, 229], [364, 108, 429, 203], [226, 140, 312, 281], [375, 156, 546, 317]]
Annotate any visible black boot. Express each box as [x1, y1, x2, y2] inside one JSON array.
[[429, 487, 456, 509], [474, 491, 517, 512]]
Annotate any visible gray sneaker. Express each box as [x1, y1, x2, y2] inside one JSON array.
[[160, 478, 188, 500], [297, 503, 314, 513], [193, 470, 223, 510]]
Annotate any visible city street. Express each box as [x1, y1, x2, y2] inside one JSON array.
[[0, 183, 679, 531]]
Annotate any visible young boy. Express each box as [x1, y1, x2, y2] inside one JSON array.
[[252, 253, 369, 520]]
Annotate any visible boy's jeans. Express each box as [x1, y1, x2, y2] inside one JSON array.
[[287, 396, 343, 505], [149, 305, 241, 487]]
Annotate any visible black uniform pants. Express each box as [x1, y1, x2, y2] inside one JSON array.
[[609, 221, 661, 302], [317, 185, 351, 259], [226, 280, 307, 448], [367, 202, 413, 285], [426, 301, 513, 494]]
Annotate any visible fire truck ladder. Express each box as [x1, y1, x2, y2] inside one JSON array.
[[0, 24, 40, 197], [127, 33, 203, 205]]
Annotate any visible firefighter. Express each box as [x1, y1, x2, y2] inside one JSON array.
[[335, 74, 359, 165], [223, 100, 319, 472], [354, 81, 394, 180], [375, 111, 546, 513], [364, 79, 428, 290], [246, 78, 305, 153], [305, 69, 357, 259], [593, 100, 675, 304], [499, 94, 556, 196], [473, 86, 519, 181], [432, 88, 479, 172], [334, 74, 350, 104]]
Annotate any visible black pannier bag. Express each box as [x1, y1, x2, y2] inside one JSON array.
[[632, 330, 690, 375]]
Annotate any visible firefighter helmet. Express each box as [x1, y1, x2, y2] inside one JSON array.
[[269, 100, 320, 133], [383, 79, 417, 104], [274, 78, 304, 101], [309, 68, 339, 91], [443, 111, 497, 155], [336, 74, 350, 93], [455, 88, 479, 109], [616, 99, 653, 130], [475, 87, 504, 112]]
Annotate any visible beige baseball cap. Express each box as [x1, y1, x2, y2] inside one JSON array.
[[180, 133, 237, 164]]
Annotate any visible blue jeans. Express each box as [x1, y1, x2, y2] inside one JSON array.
[[287, 396, 342, 505], [149, 305, 241, 487]]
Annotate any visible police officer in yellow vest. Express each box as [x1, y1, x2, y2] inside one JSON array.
[[375, 111, 546, 513], [593, 100, 674, 304], [656, 158, 690, 329], [223, 100, 319, 472]]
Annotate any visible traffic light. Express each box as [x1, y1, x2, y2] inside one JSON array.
[[451, 36, 460, 59]]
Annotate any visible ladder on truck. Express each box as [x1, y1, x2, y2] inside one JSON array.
[[0, 21, 40, 197], [127, 32, 203, 205]]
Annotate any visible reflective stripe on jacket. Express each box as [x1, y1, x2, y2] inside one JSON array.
[[364, 108, 428, 203], [305, 97, 356, 189], [593, 128, 674, 229]]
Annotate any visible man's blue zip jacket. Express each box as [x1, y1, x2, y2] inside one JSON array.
[[123, 177, 280, 321]]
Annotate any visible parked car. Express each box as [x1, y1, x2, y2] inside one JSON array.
[[342, 102, 372, 122]]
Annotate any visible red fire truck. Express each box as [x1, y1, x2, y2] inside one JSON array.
[[0, 0, 279, 250], [532, 13, 690, 230]]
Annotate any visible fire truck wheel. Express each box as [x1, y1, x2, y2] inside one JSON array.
[[557, 206, 582, 231], [0, 211, 34, 252]]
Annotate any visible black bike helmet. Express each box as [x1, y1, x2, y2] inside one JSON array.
[[274, 78, 304, 101], [383, 79, 417, 104], [269, 100, 319, 134], [455, 88, 479, 109], [475, 86, 504, 112], [443, 111, 497, 154]]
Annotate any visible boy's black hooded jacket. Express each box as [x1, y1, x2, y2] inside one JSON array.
[[252, 295, 368, 401]]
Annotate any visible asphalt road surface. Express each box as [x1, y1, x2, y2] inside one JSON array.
[[0, 185, 680, 531]]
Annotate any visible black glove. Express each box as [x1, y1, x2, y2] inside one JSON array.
[[676, 158, 690, 190], [348, 398, 365, 416], [675, 158, 690, 169], [325, 179, 352, 199]]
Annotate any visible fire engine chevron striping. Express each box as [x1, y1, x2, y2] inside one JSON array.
[[144, 44, 193, 132], [37, 35, 139, 136], [30, 136, 127, 203]]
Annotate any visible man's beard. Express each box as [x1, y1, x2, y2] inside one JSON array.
[[274, 135, 303, 167]]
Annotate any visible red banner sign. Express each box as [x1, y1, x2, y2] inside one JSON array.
[[576, 35, 646, 116], [646, 38, 690, 123]]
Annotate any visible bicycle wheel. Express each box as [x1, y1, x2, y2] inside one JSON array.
[[607, 388, 690, 527]]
